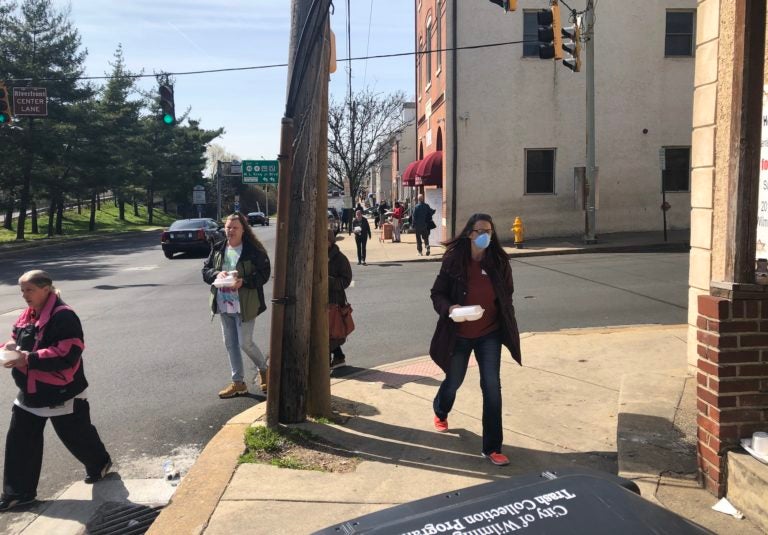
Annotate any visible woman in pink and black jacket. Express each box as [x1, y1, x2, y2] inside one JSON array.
[[0, 270, 111, 512]]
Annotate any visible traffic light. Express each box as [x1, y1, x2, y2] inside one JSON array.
[[0, 83, 12, 124], [537, 3, 563, 60], [159, 84, 175, 125], [561, 20, 581, 72], [489, 0, 517, 11]]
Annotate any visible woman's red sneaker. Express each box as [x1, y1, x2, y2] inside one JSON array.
[[433, 416, 448, 432]]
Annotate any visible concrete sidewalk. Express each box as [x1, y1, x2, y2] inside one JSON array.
[[148, 324, 763, 535], [333, 222, 689, 265]]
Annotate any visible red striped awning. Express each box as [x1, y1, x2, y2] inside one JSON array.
[[415, 150, 443, 187], [401, 160, 421, 187]]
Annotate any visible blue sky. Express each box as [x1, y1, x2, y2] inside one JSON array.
[[52, 1, 415, 159]]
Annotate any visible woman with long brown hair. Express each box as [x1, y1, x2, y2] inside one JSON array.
[[429, 213, 522, 466], [202, 213, 271, 398]]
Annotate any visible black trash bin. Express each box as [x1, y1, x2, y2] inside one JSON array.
[[313, 467, 712, 535]]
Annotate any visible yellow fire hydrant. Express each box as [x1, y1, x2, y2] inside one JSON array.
[[512, 217, 524, 249]]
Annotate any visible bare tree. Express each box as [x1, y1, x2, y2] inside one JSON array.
[[204, 143, 240, 178], [328, 88, 405, 199]]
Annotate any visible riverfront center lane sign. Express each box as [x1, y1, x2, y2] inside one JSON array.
[[13, 87, 48, 117], [242, 160, 279, 184]]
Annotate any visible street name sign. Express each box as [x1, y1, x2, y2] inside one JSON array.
[[192, 185, 206, 205], [242, 160, 279, 184], [13, 87, 48, 117]]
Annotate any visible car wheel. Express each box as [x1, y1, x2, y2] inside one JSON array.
[[164, 250, 174, 259]]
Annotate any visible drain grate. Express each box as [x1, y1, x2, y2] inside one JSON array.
[[86, 501, 164, 535]]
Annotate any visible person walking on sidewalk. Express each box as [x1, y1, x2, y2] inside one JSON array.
[[392, 201, 404, 242], [0, 270, 112, 511], [328, 230, 353, 369], [203, 213, 271, 398], [429, 213, 522, 466], [411, 194, 435, 256], [351, 209, 372, 266]]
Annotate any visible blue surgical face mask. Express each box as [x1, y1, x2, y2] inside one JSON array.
[[473, 233, 491, 249]]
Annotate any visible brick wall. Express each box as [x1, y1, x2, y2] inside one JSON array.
[[696, 294, 768, 496]]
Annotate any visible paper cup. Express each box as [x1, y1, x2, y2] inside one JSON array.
[[753, 431, 768, 455]]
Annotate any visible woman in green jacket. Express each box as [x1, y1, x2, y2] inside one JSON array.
[[202, 213, 271, 398]]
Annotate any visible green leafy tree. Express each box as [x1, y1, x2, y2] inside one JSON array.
[[1, 0, 91, 240]]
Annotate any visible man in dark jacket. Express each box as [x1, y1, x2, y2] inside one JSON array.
[[411, 194, 435, 256], [328, 230, 353, 368]]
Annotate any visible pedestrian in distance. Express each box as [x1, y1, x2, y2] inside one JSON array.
[[0, 270, 112, 512], [411, 194, 436, 256], [429, 213, 522, 466], [377, 200, 389, 231], [328, 230, 353, 369], [203, 212, 271, 399], [351, 209, 372, 266], [392, 201, 404, 242]]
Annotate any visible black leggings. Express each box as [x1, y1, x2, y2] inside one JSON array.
[[355, 237, 368, 263], [3, 400, 110, 499]]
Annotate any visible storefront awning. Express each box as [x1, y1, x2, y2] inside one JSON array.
[[415, 150, 443, 187], [401, 160, 420, 187]]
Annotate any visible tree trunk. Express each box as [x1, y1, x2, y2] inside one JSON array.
[[4, 197, 14, 230], [89, 190, 97, 232], [96, 192, 101, 210], [162, 197, 168, 213], [17, 119, 34, 241], [31, 200, 39, 234], [133, 195, 139, 217], [117, 190, 125, 220], [55, 196, 64, 235], [146, 184, 154, 225], [77, 197, 82, 214], [47, 197, 55, 237]]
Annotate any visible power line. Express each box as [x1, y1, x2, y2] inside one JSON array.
[[5, 39, 536, 84], [362, 0, 374, 86]]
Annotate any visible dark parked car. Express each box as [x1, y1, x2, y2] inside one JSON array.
[[161, 218, 224, 259], [328, 208, 341, 235], [247, 211, 269, 226]]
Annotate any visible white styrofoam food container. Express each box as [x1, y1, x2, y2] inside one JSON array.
[[0, 349, 22, 363], [449, 305, 485, 322], [212, 274, 236, 288]]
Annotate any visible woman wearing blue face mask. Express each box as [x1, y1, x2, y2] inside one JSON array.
[[428, 213, 521, 466]]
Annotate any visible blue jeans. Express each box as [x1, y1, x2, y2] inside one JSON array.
[[219, 313, 267, 383], [433, 330, 503, 455]]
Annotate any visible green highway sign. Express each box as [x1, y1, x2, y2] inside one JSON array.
[[242, 160, 279, 184]]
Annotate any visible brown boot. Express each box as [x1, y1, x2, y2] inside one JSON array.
[[219, 381, 248, 399], [259, 369, 268, 394]]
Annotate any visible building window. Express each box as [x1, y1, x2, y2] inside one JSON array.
[[662, 147, 690, 192], [523, 11, 541, 58], [425, 17, 432, 87], [525, 149, 555, 194], [436, 2, 442, 71], [665, 11, 695, 57], [417, 38, 423, 97]]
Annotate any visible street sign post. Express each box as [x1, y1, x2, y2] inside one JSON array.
[[242, 160, 279, 184], [193, 185, 206, 218], [12, 87, 48, 117]]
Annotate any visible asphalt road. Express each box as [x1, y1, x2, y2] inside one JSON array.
[[0, 227, 688, 512]]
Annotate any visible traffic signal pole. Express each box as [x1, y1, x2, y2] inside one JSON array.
[[584, 0, 597, 244]]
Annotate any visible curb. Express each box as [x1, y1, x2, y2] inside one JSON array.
[[147, 404, 267, 535]]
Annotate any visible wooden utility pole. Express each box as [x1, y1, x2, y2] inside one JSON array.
[[307, 21, 332, 417], [267, 0, 331, 424]]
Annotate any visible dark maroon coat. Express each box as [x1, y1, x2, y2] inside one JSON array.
[[429, 249, 522, 373]]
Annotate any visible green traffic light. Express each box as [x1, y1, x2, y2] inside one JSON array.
[[163, 113, 174, 125], [0, 114, 7, 124]]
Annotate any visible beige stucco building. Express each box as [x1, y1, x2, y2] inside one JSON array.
[[411, 0, 696, 240]]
